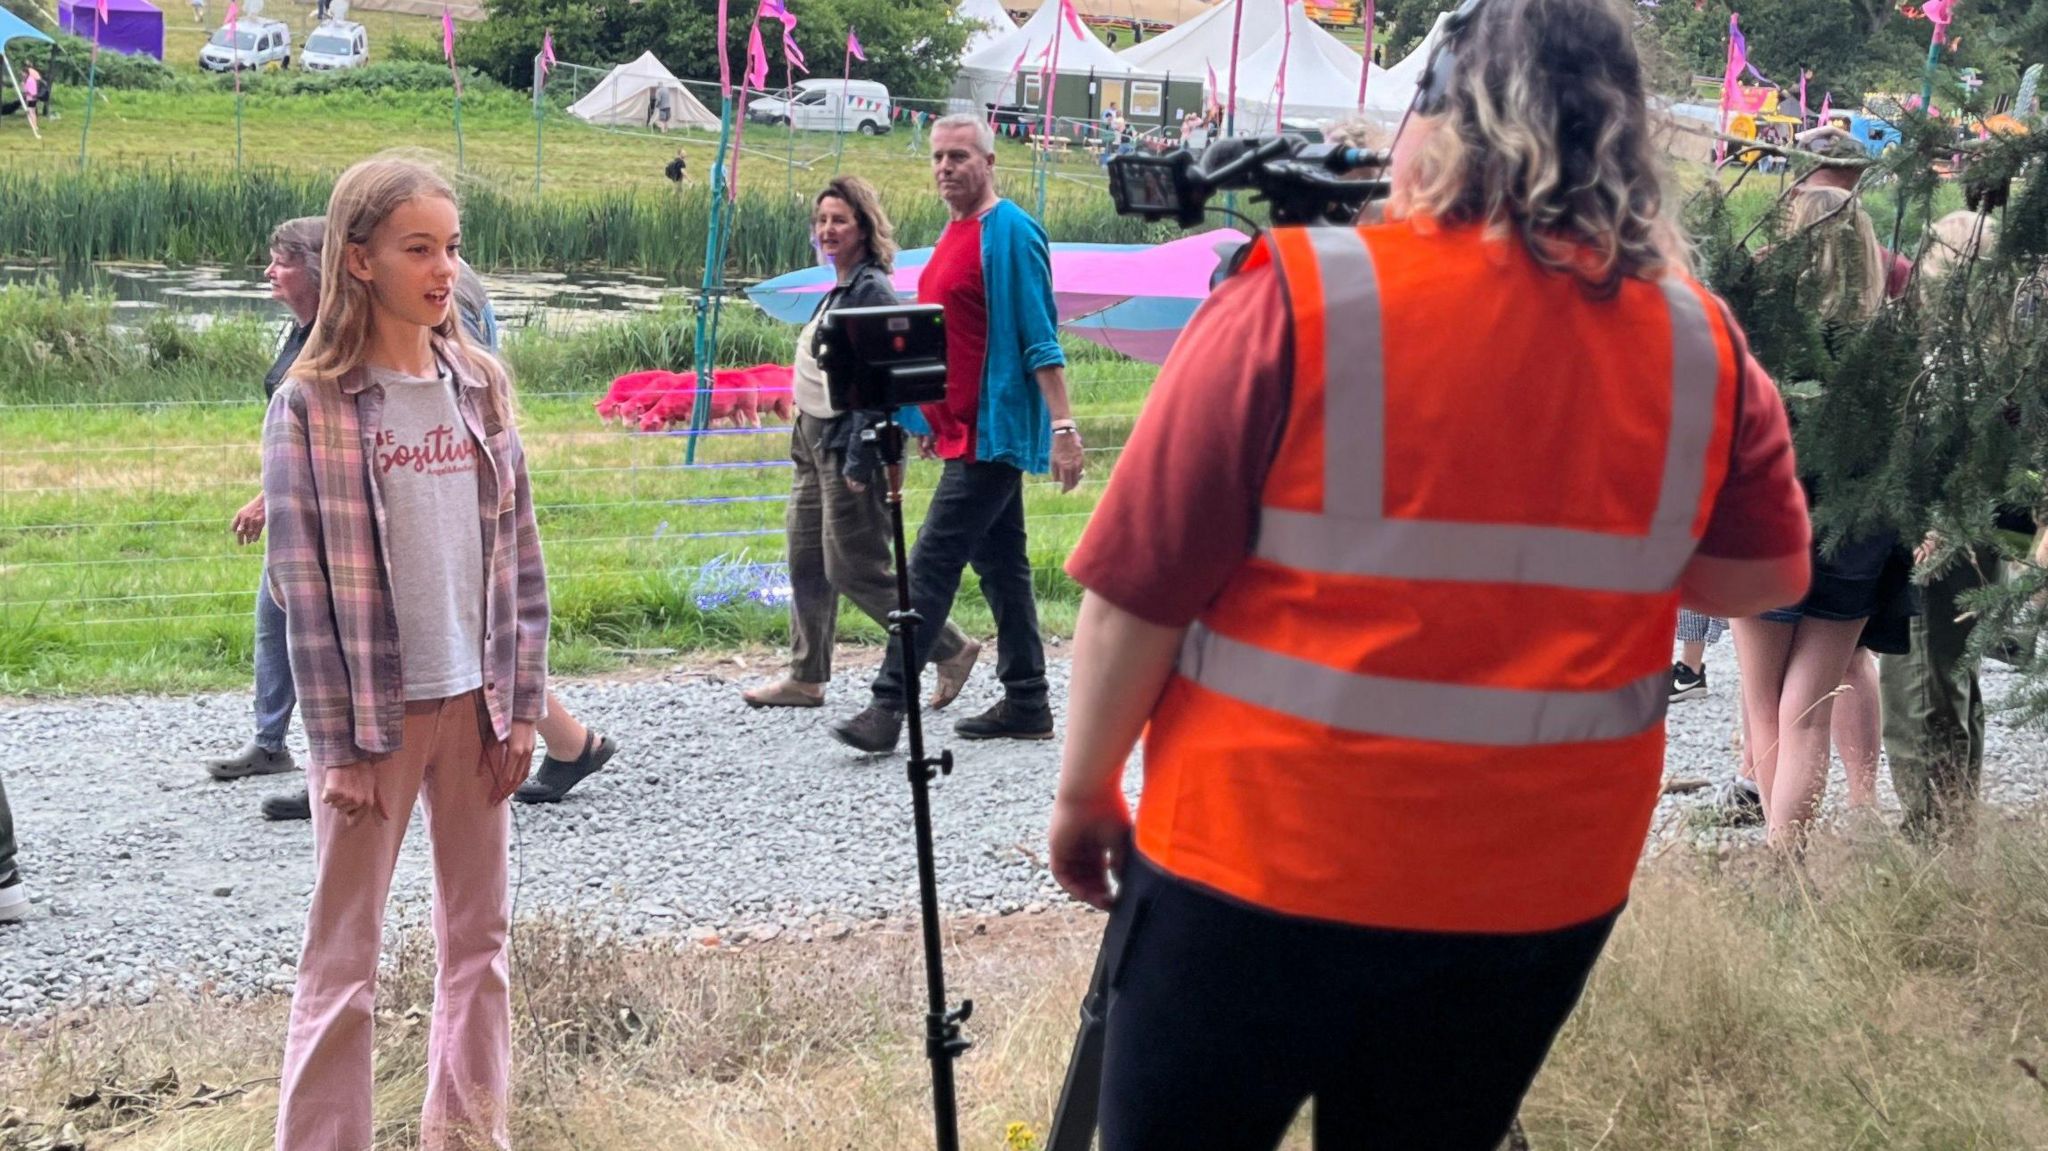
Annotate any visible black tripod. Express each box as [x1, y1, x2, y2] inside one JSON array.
[[874, 414, 974, 1151]]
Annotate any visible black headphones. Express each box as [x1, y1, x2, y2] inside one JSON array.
[[1410, 0, 1486, 118]]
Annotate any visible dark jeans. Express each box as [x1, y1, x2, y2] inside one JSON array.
[[0, 777, 17, 888], [1098, 851, 1617, 1151], [870, 458, 1047, 711]]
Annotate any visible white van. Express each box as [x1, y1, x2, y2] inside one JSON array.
[[300, 20, 368, 71], [750, 79, 892, 135], [200, 18, 293, 72]]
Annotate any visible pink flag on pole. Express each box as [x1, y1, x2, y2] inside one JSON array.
[[1818, 91, 1831, 123], [759, 0, 792, 26], [719, 0, 733, 94], [1059, 0, 1087, 39], [1357, 0, 1375, 111], [442, 7, 456, 61], [782, 27, 807, 72], [1206, 59, 1219, 99], [96, 0, 108, 25], [540, 29, 556, 77], [225, 0, 238, 26], [1277, 0, 1297, 121], [746, 21, 769, 87], [847, 26, 865, 61]]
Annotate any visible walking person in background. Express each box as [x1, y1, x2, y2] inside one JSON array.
[[742, 176, 981, 711], [20, 66, 40, 137], [201, 217, 326, 792], [266, 156, 546, 1151], [828, 114, 1085, 754], [191, 0, 205, 22]]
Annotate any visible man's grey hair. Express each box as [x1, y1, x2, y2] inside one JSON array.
[[931, 113, 996, 155]]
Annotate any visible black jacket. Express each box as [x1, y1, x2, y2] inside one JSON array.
[[811, 259, 900, 485]]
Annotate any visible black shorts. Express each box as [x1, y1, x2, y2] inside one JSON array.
[[1096, 851, 1618, 1151], [1761, 528, 1898, 623]]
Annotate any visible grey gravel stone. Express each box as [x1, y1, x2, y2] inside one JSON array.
[[1, 652, 2042, 1020]]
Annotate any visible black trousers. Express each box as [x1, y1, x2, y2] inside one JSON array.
[[1098, 851, 1617, 1151], [870, 457, 1047, 711]]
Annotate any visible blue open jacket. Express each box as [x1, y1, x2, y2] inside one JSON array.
[[904, 199, 1066, 474]]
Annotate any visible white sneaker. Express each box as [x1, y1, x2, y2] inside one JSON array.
[[0, 880, 27, 924]]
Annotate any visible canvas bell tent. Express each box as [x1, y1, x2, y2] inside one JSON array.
[[567, 51, 718, 128]]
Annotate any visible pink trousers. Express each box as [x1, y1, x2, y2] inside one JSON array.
[[277, 692, 512, 1151]]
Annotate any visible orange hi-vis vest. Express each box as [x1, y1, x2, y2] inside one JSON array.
[[1136, 222, 1742, 934]]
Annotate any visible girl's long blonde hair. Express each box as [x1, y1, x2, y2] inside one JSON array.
[[1785, 186, 1888, 323], [292, 155, 514, 425], [1388, 0, 1687, 296]]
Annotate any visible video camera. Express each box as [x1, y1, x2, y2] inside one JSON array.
[[1106, 134, 1393, 227], [812, 303, 950, 412]]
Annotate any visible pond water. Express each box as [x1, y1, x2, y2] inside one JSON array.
[[0, 262, 684, 333]]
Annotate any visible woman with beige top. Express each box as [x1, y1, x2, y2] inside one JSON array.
[[743, 176, 980, 710]]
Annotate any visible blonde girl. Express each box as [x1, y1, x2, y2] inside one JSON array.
[[265, 155, 547, 1151]]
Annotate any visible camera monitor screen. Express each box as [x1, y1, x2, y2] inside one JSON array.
[[1117, 158, 1182, 214], [815, 304, 949, 412]]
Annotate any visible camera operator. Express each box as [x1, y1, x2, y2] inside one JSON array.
[[829, 114, 1084, 753], [1048, 0, 1813, 1145]]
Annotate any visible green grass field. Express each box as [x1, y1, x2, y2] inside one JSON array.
[[0, 307, 1155, 695], [3, 68, 1116, 209]]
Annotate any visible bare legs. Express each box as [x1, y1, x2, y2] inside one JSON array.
[[1730, 615, 1867, 847], [536, 690, 590, 762]]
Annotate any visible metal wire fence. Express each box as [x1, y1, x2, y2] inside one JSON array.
[[0, 361, 1151, 676]]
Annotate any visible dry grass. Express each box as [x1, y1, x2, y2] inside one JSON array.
[[6, 817, 2048, 1150]]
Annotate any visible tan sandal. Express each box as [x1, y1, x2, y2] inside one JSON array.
[[743, 679, 825, 708], [929, 639, 982, 711]]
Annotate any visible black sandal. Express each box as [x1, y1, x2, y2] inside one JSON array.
[[513, 732, 617, 804]]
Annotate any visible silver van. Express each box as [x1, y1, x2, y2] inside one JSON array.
[[300, 20, 368, 71], [200, 18, 293, 72]]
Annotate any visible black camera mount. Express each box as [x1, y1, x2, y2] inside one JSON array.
[[1107, 134, 1393, 228]]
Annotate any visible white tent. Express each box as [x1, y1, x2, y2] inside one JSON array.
[[1116, 0, 1287, 87], [956, 0, 1133, 108], [958, 0, 1019, 61], [567, 51, 719, 129], [1378, 10, 1448, 94], [1230, 2, 1394, 129]]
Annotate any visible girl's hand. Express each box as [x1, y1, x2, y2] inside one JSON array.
[[322, 763, 387, 825], [482, 721, 536, 805]]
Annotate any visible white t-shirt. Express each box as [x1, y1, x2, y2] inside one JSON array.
[[792, 313, 836, 420], [370, 364, 487, 701]]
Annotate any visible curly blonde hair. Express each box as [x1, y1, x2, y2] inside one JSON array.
[[1387, 0, 1686, 296]]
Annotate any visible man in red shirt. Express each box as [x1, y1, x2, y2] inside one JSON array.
[[830, 114, 1086, 753]]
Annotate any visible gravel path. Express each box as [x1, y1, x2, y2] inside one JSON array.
[[2, 649, 2043, 1020]]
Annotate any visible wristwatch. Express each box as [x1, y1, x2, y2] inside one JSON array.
[[1052, 420, 1080, 437]]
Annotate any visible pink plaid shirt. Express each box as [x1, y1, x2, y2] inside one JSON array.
[[263, 340, 549, 769]]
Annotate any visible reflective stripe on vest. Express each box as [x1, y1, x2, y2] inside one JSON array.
[[1180, 621, 1670, 747], [1181, 226, 1722, 749], [1252, 227, 1724, 593]]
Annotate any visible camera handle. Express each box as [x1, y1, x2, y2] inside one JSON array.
[[873, 416, 975, 1151]]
